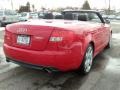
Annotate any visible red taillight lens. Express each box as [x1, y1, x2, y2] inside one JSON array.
[[49, 30, 64, 42], [47, 30, 75, 50], [4, 30, 12, 45], [3, 17, 6, 21]]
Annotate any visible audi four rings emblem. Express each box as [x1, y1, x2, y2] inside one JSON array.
[[17, 28, 28, 33]]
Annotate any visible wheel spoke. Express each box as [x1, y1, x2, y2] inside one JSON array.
[[84, 46, 93, 72]]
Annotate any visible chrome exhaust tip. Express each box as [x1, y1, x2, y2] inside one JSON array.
[[44, 68, 53, 73]]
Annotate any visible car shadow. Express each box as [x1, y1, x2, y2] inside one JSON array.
[[13, 51, 109, 90], [0, 49, 110, 90]]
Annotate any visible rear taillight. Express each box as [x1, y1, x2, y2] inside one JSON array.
[[47, 30, 75, 50], [4, 30, 12, 45], [3, 17, 6, 21]]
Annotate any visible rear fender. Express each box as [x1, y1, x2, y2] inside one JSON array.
[[82, 33, 93, 56]]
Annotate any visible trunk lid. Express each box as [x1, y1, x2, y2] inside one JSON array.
[[5, 24, 54, 51]]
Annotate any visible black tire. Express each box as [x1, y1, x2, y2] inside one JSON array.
[[80, 44, 94, 75], [106, 34, 112, 49], [6, 57, 10, 62]]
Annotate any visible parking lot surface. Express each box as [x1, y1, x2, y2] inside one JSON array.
[[0, 21, 120, 90]]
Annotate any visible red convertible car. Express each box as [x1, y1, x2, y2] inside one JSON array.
[[3, 10, 112, 74]]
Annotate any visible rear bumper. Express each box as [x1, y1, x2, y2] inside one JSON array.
[[6, 57, 59, 72], [4, 44, 83, 71]]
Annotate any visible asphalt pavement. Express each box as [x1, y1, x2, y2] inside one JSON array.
[[0, 21, 120, 90]]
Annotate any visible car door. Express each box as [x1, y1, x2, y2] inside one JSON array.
[[89, 13, 106, 53], [101, 23, 110, 46], [91, 24, 105, 53]]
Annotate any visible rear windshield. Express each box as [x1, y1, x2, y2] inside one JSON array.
[[4, 10, 17, 15]]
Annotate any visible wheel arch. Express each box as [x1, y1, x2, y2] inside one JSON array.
[[89, 41, 95, 54], [79, 41, 95, 74], [84, 33, 95, 55]]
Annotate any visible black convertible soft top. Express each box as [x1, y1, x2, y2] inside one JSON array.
[[62, 10, 105, 23]]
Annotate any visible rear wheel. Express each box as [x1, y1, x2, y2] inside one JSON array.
[[80, 44, 94, 75]]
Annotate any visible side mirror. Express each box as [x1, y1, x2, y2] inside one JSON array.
[[105, 19, 110, 24]]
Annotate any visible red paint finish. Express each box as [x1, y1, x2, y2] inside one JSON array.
[[3, 20, 111, 71]]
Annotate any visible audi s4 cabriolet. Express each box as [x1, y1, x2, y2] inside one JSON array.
[[3, 10, 112, 74]]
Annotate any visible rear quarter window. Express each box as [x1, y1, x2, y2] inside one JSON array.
[[88, 13, 102, 23]]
